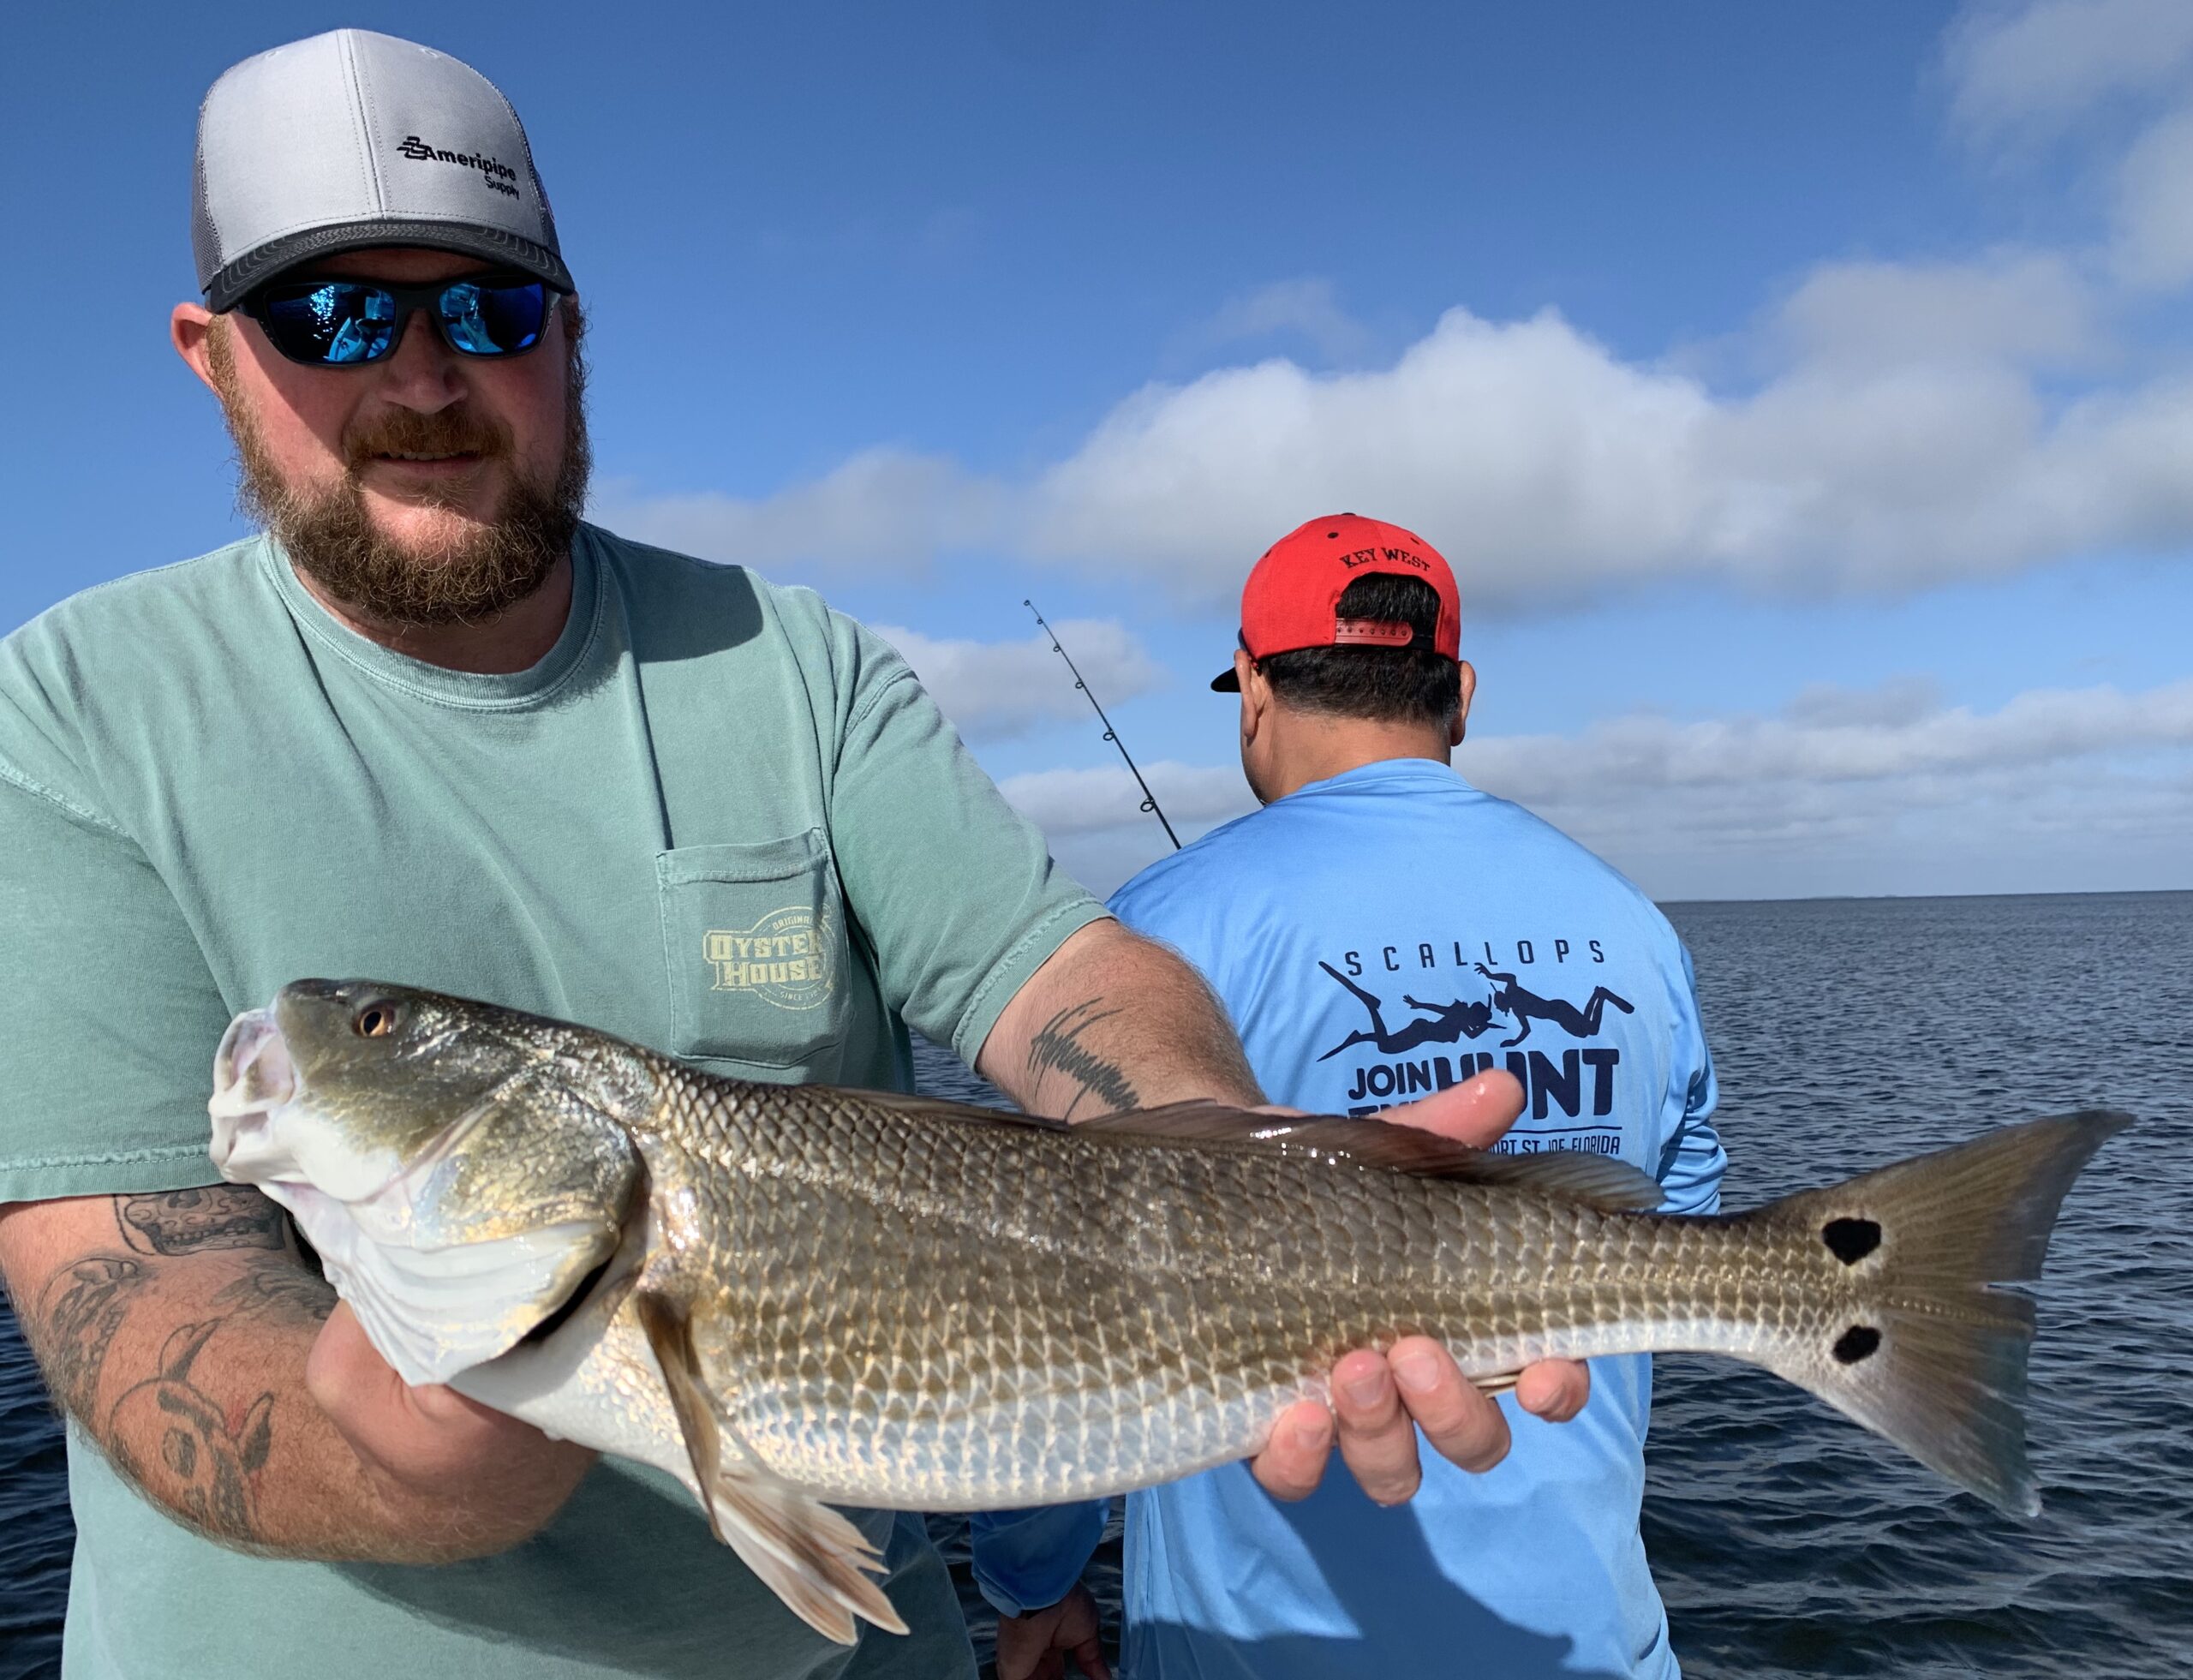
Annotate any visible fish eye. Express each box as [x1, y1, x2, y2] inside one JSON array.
[[354, 1001, 402, 1039]]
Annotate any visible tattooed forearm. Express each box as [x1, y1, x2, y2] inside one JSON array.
[[117, 1187, 287, 1255], [3, 1186, 571, 1562], [6, 1187, 325, 1551], [106, 1318, 278, 1545], [34, 1253, 148, 1420], [1025, 998, 1141, 1120], [983, 921, 1264, 1115], [212, 1262, 337, 1326]]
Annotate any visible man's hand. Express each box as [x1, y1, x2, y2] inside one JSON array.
[[1246, 1069, 1592, 1504], [308, 1301, 596, 1554], [994, 1581, 1111, 1680]]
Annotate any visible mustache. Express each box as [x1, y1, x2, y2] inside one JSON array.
[[344, 407, 512, 470]]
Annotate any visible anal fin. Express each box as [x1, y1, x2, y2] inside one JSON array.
[[634, 1289, 906, 1644], [1470, 1371, 1521, 1397]]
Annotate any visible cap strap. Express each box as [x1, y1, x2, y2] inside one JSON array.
[[1330, 618, 1415, 649]]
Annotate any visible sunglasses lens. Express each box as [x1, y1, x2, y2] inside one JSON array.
[[260, 283, 397, 364], [439, 279, 548, 356]]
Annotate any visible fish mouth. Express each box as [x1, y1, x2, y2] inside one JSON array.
[[209, 1009, 300, 1175]]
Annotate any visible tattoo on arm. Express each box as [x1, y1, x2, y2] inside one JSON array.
[[1025, 998, 1140, 1121], [106, 1318, 277, 1545], [212, 1264, 337, 1326], [35, 1253, 147, 1420], [21, 1187, 328, 1550], [117, 1187, 287, 1256]]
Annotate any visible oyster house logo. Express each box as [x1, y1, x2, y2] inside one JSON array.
[[395, 135, 522, 199], [704, 906, 833, 1010]]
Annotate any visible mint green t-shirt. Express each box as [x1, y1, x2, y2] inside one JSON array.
[[0, 525, 1108, 1679]]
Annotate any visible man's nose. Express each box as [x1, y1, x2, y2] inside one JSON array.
[[371, 308, 467, 411]]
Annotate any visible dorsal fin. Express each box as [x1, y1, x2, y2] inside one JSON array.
[[848, 1088, 1663, 1211], [846, 1085, 1067, 1132], [1073, 1102, 1666, 1211]]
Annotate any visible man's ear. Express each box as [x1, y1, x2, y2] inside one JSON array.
[[1450, 660, 1477, 747], [173, 303, 221, 396], [1236, 649, 1266, 744]]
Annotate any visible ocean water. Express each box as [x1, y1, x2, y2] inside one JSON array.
[[3, 893, 2189, 1677]]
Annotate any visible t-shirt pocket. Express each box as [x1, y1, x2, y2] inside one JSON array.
[[656, 830, 849, 1071]]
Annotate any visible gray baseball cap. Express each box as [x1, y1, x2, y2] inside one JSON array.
[[192, 29, 573, 311]]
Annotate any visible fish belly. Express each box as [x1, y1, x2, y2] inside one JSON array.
[[453, 1282, 698, 1494]]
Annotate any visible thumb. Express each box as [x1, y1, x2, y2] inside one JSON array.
[[1375, 1069, 1524, 1148]]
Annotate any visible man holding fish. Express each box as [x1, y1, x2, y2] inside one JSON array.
[[0, 32, 1585, 1680]]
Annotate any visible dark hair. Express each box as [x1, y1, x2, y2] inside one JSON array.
[[1259, 572, 1459, 728]]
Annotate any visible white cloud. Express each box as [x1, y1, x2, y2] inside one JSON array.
[[997, 759, 1254, 837], [603, 446, 1000, 572], [1943, 3, 2193, 294], [2112, 104, 2193, 287], [1769, 254, 2103, 369], [1460, 675, 2193, 802], [1945, 0, 2193, 138], [872, 619, 1164, 742], [604, 254, 2193, 611], [1025, 308, 1714, 605], [1175, 278, 1372, 365], [1461, 675, 2193, 897], [1013, 679, 2193, 897], [1025, 272, 2193, 604]]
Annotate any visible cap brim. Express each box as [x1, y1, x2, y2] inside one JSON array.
[[206, 218, 574, 310], [1209, 667, 1240, 692]]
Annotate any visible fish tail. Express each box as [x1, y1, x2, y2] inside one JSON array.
[[1746, 1109, 2131, 1517]]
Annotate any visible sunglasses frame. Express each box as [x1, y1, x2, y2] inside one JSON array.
[[236, 272, 562, 368]]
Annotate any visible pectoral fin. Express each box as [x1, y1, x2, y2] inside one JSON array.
[[634, 1291, 727, 1540], [634, 1290, 906, 1645]]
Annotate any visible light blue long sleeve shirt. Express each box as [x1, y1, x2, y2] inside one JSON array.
[[973, 761, 1724, 1678]]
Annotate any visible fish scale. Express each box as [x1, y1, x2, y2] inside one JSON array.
[[208, 980, 2129, 1644]]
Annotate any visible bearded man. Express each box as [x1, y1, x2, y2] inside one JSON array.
[[0, 31, 1585, 1680]]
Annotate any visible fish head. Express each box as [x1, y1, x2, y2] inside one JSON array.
[[209, 979, 651, 1387]]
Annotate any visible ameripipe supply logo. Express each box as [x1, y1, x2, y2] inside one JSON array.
[[394, 135, 521, 199]]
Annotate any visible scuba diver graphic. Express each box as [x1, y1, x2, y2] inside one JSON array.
[[1473, 962, 1633, 1048], [1316, 959, 1636, 1060], [1316, 962, 1497, 1061]]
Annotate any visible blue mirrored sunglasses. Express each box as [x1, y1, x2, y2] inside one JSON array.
[[239, 274, 557, 366]]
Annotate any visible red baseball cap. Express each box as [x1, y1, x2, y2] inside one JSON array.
[[1211, 513, 1461, 691]]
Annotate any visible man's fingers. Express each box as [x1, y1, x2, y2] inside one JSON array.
[[1254, 1343, 1577, 1505], [1072, 1637, 1113, 1680], [1515, 1358, 1590, 1423], [1249, 1399, 1334, 1500], [1330, 1348, 1425, 1505], [1388, 1336, 1512, 1474], [1375, 1069, 1525, 1147]]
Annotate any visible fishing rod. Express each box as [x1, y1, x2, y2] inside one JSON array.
[[1024, 599, 1181, 850]]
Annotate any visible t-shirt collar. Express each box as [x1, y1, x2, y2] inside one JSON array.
[[1285, 756, 1477, 802], [259, 523, 605, 710]]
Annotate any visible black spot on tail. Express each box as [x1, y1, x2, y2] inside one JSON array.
[[1833, 1324, 1883, 1365], [1822, 1217, 1882, 1264]]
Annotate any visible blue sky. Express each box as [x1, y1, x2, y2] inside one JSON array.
[[4, 1, 2190, 898]]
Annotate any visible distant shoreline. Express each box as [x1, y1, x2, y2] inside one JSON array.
[[1658, 886, 2193, 908]]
